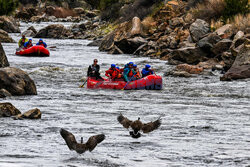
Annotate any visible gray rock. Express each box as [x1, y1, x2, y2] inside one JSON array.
[[0, 103, 21, 117], [197, 33, 221, 52], [0, 67, 37, 96], [114, 37, 147, 54], [0, 29, 15, 43], [108, 45, 124, 54], [212, 39, 232, 55], [14, 108, 41, 120], [22, 30, 35, 37], [34, 24, 71, 39], [221, 39, 250, 81], [0, 16, 20, 33], [189, 19, 210, 42], [0, 42, 9, 68], [169, 47, 208, 65]]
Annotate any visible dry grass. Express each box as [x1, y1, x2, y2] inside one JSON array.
[[227, 13, 250, 32], [190, 0, 226, 21], [211, 13, 250, 32]]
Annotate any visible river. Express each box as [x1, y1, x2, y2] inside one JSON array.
[[1, 22, 250, 167]]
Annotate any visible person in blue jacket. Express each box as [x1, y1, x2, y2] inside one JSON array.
[[141, 64, 154, 78], [24, 39, 33, 49], [36, 39, 47, 48]]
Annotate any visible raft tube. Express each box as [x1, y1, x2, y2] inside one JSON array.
[[87, 75, 162, 90], [16, 45, 50, 57]]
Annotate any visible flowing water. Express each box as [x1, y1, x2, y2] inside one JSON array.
[[1, 22, 250, 167]]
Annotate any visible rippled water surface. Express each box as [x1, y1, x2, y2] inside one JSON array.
[[1, 22, 250, 167]]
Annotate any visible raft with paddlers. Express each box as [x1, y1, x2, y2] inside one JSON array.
[[86, 74, 162, 90], [15, 45, 50, 57]]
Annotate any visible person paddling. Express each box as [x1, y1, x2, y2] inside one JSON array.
[[24, 39, 33, 49], [36, 39, 47, 48], [141, 64, 154, 78], [87, 59, 103, 80], [18, 35, 28, 48]]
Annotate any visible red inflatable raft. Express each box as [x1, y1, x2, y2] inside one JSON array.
[[16, 45, 50, 57], [87, 75, 162, 90]]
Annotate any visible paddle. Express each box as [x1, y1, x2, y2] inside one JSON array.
[[121, 73, 136, 90], [79, 78, 88, 88]]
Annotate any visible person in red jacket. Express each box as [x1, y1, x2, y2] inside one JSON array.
[[105, 64, 120, 80]]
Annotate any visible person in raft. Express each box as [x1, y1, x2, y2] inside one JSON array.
[[141, 64, 154, 78], [105, 64, 121, 81], [24, 39, 33, 49], [123, 62, 137, 82], [133, 64, 141, 79], [36, 39, 47, 48], [87, 59, 103, 80], [18, 34, 28, 48]]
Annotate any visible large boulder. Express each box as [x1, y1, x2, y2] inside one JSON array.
[[189, 19, 210, 42], [221, 39, 250, 81], [15, 108, 41, 120], [0, 42, 9, 68], [211, 39, 232, 56], [114, 37, 147, 54], [197, 33, 221, 53], [34, 24, 71, 39], [168, 47, 208, 65], [0, 29, 15, 43], [0, 16, 20, 33], [15, 7, 38, 20], [0, 67, 37, 96], [0, 102, 21, 117]]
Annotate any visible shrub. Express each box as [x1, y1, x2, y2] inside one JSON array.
[[0, 0, 19, 16], [222, 0, 249, 22]]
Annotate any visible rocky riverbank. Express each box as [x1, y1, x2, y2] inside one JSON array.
[[0, 0, 249, 82]]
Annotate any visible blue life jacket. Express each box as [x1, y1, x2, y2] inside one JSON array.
[[141, 68, 154, 77]]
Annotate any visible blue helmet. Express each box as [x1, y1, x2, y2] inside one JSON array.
[[128, 62, 134, 65], [145, 64, 151, 69], [116, 66, 120, 69], [29, 38, 32, 41], [111, 64, 116, 68], [39, 39, 43, 42], [133, 64, 137, 68]]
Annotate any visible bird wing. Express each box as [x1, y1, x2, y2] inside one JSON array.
[[117, 114, 133, 129], [141, 119, 161, 133], [86, 134, 105, 152], [60, 128, 77, 150]]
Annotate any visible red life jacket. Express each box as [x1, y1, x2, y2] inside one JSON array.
[[128, 70, 134, 77]]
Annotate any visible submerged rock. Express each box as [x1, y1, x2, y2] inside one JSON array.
[[0, 67, 37, 96], [176, 64, 204, 74], [221, 39, 250, 81], [0, 102, 21, 117], [0, 42, 9, 68], [15, 108, 41, 120]]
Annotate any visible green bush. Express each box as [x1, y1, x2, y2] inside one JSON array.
[[0, 0, 18, 16], [222, 0, 249, 21]]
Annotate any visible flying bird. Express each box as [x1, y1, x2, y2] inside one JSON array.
[[117, 114, 161, 138], [60, 128, 105, 154]]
